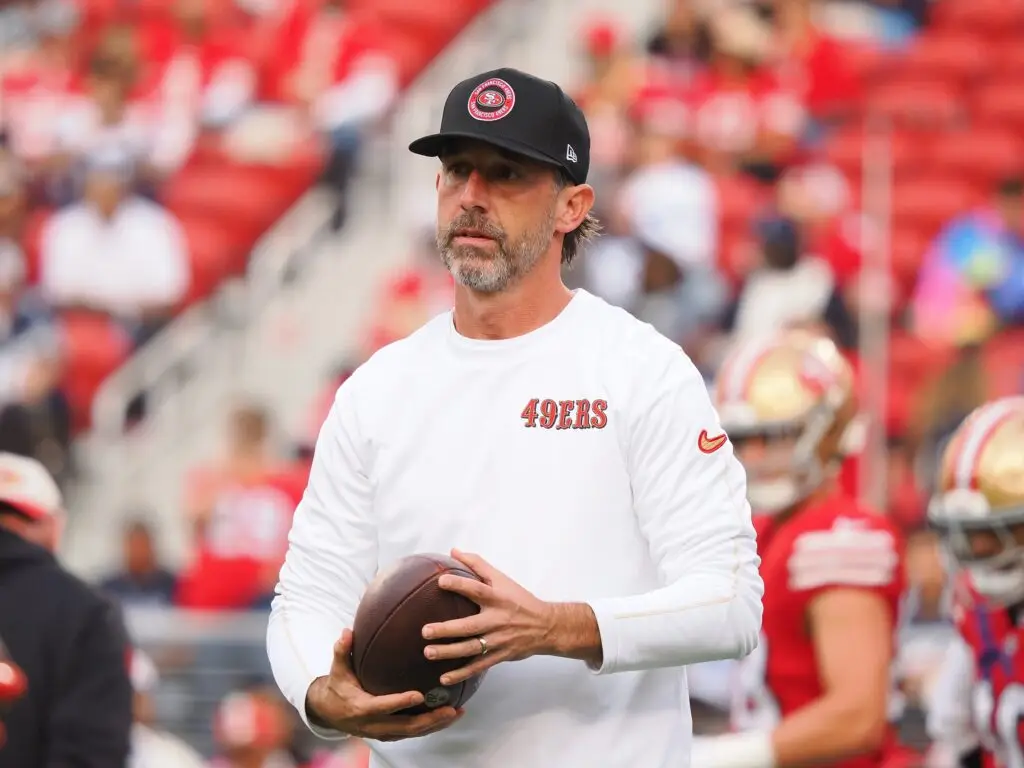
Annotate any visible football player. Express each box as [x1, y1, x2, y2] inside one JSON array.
[[926, 397, 1024, 768], [691, 330, 905, 768]]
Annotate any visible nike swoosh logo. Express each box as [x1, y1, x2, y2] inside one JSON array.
[[698, 429, 728, 454]]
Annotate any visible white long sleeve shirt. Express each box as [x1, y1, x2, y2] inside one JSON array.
[[267, 289, 763, 768]]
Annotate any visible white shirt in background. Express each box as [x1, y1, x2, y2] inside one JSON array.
[[267, 289, 763, 768], [39, 197, 190, 317]]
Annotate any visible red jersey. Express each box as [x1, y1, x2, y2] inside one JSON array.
[[687, 68, 805, 157], [732, 492, 905, 767], [952, 579, 1024, 768], [176, 465, 307, 610]]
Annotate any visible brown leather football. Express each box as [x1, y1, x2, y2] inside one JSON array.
[[351, 553, 486, 714]]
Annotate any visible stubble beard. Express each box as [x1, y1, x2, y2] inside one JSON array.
[[436, 208, 555, 294]]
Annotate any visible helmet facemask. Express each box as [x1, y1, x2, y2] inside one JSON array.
[[930, 491, 1024, 608], [730, 403, 838, 515]]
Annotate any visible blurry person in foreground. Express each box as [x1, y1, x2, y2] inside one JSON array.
[[128, 648, 204, 768], [692, 330, 906, 767], [0, 452, 132, 767], [925, 397, 1024, 767]]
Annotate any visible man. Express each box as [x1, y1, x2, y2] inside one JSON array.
[[691, 331, 905, 767], [926, 397, 1024, 768], [0, 452, 133, 766], [39, 147, 190, 348], [267, 67, 763, 767]]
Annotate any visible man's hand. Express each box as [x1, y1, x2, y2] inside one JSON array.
[[305, 629, 463, 742], [422, 549, 603, 686]]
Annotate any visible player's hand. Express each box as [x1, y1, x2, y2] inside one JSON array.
[[421, 549, 557, 686], [306, 629, 463, 742]]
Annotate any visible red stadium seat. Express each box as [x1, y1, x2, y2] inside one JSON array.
[[866, 79, 965, 128], [58, 312, 133, 432], [715, 174, 768, 231], [927, 129, 1024, 185], [179, 217, 251, 305], [896, 33, 990, 84], [973, 80, 1024, 131], [932, 0, 1024, 35], [891, 176, 979, 235], [821, 128, 928, 181], [996, 40, 1024, 78]]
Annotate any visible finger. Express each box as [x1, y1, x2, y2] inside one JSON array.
[[360, 706, 460, 739], [354, 688, 426, 717], [424, 636, 490, 662], [329, 630, 356, 678], [422, 611, 497, 640], [437, 574, 492, 603], [439, 652, 503, 686], [451, 549, 496, 584]]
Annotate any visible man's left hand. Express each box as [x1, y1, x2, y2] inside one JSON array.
[[421, 549, 559, 685]]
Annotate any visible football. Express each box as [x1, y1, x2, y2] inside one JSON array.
[[351, 553, 486, 714]]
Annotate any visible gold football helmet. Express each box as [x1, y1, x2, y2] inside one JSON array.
[[713, 330, 863, 514], [928, 397, 1024, 606]]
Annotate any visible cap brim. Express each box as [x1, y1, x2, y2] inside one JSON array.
[[0, 498, 52, 521], [409, 131, 561, 171]]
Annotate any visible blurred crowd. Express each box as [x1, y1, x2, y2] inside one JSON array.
[[0, 0, 399, 481], [0, 0, 1018, 761]]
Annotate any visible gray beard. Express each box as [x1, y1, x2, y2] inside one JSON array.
[[436, 209, 555, 294]]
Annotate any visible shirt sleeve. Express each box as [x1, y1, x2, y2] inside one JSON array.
[[266, 377, 379, 738], [586, 351, 764, 674]]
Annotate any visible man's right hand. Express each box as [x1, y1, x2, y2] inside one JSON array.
[[305, 629, 463, 742]]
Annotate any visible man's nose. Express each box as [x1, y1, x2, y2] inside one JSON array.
[[459, 170, 490, 211]]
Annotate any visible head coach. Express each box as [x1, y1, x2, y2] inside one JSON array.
[[267, 68, 763, 768], [0, 453, 132, 767]]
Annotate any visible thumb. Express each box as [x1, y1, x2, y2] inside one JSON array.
[[451, 549, 495, 583], [331, 629, 356, 678]]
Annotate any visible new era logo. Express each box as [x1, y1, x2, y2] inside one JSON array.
[[566, 144, 577, 163]]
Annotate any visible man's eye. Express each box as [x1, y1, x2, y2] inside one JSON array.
[[490, 166, 520, 181]]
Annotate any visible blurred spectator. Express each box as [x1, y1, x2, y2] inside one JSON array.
[[911, 176, 1024, 346], [691, 4, 805, 177], [0, 0, 82, 173], [140, 0, 256, 133], [575, 19, 642, 194], [129, 648, 205, 768], [771, 0, 861, 122], [51, 27, 169, 200], [39, 147, 189, 348], [176, 403, 304, 611], [645, 0, 712, 83], [907, 342, 991, 484], [261, 0, 397, 223], [722, 214, 857, 349], [210, 687, 298, 768], [0, 174, 67, 470], [585, 158, 724, 356], [99, 520, 178, 608]]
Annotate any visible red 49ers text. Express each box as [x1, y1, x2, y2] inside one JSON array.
[[520, 398, 608, 430]]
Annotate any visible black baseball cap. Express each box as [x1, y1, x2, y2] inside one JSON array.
[[409, 67, 590, 185]]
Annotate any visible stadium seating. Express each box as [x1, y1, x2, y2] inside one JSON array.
[[35, 0, 495, 430]]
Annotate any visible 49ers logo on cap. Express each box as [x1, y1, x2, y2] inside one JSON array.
[[468, 78, 515, 121]]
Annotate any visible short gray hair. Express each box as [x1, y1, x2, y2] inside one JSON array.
[[554, 171, 601, 266]]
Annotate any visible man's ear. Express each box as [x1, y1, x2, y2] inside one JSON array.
[[435, 171, 441, 191], [555, 183, 595, 235]]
